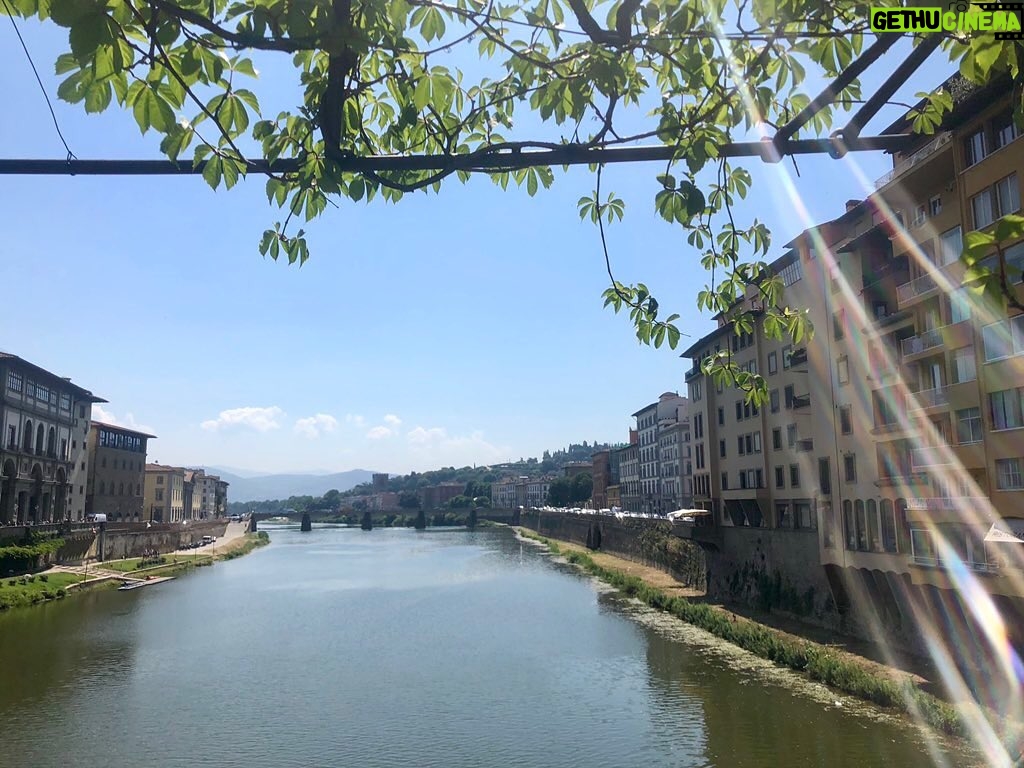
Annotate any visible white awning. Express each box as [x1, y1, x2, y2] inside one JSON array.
[[984, 520, 1024, 543]]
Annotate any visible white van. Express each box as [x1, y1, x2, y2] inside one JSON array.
[[86, 513, 107, 523]]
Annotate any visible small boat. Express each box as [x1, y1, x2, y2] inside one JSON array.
[[117, 580, 148, 591]]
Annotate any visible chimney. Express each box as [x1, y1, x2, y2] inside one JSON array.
[[845, 199, 860, 212]]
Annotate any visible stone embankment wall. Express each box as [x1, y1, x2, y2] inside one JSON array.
[[46, 520, 230, 564], [516, 510, 707, 591]]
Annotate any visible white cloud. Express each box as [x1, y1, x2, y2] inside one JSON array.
[[383, 414, 402, 428], [366, 425, 393, 440], [92, 405, 156, 435], [345, 414, 366, 428], [200, 406, 283, 432], [294, 413, 338, 438], [405, 426, 509, 465], [407, 426, 447, 444]]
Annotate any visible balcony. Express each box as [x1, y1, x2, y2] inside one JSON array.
[[792, 394, 811, 409], [897, 274, 938, 307], [906, 496, 988, 511], [911, 553, 999, 573], [789, 348, 808, 366], [910, 447, 955, 470], [901, 327, 945, 358], [875, 131, 952, 189], [909, 386, 949, 410], [795, 438, 814, 452]]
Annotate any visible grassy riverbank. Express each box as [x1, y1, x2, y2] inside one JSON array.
[[0, 571, 81, 610], [518, 528, 1001, 743]]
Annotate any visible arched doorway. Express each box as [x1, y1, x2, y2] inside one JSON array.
[[28, 464, 43, 523], [1, 460, 16, 524]]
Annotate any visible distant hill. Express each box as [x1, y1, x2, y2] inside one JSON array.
[[204, 468, 378, 502]]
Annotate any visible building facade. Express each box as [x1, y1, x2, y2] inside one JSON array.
[[0, 353, 105, 524], [144, 463, 185, 523], [86, 422, 154, 522], [619, 443, 640, 512], [591, 450, 610, 509]]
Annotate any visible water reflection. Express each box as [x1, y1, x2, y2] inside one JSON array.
[[0, 526, 971, 768]]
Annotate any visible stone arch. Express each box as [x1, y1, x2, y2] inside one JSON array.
[[22, 420, 33, 452], [29, 464, 43, 522], [54, 467, 67, 521], [35, 424, 44, 456], [1, 459, 16, 524]]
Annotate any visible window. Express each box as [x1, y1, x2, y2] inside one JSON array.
[[939, 226, 962, 267], [795, 502, 814, 530], [983, 319, 1019, 361], [745, 434, 753, 454], [720, 439, 726, 458], [837, 356, 850, 385], [951, 346, 977, 384], [156, 475, 164, 485], [744, 402, 751, 419], [753, 432, 761, 453], [778, 260, 803, 286], [929, 195, 942, 218], [785, 385, 795, 409], [790, 464, 800, 487], [739, 471, 747, 490], [755, 469, 763, 489], [997, 173, 1021, 216], [954, 407, 982, 445], [768, 351, 778, 375], [737, 436, 744, 456], [776, 503, 790, 528], [994, 110, 1021, 150], [156, 488, 164, 501], [6, 371, 22, 392], [990, 388, 1024, 430], [866, 500, 879, 551], [6, 425, 14, 447], [996, 458, 1024, 490], [964, 128, 987, 167], [772, 428, 782, 450], [736, 401, 743, 421], [833, 309, 845, 340], [880, 499, 898, 552], [840, 405, 853, 435], [770, 389, 779, 413], [775, 466, 785, 489], [844, 454, 857, 483], [782, 345, 792, 369], [912, 204, 927, 228], [949, 288, 971, 324], [819, 457, 831, 495], [34, 384, 49, 403], [691, 379, 702, 401], [718, 407, 724, 426], [787, 423, 797, 448], [844, 500, 856, 550], [973, 188, 995, 229], [721, 472, 729, 490]]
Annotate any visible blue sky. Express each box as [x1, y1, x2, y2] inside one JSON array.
[[0, 19, 956, 474]]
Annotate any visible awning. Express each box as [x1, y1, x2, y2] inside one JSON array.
[[667, 508, 712, 519], [984, 520, 1024, 543]]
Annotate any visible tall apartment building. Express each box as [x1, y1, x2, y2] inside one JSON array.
[[144, 463, 185, 523], [86, 422, 155, 522], [679, 72, 1024, 652], [633, 392, 688, 515], [591, 450, 611, 509], [0, 353, 105, 524], [619, 443, 640, 512]]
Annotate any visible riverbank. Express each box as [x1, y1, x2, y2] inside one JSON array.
[[516, 527, 1022, 755], [0, 531, 270, 613]]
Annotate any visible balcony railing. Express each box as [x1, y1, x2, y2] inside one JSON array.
[[910, 386, 949, 410], [792, 394, 811, 409], [911, 554, 999, 573], [897, 274, 937, 305], [910, 447, 957, 469], [907, 496, 988, 511], [795, 439, 814, 452], [901, 327, 945, 357], [875, 131, 952, 189]]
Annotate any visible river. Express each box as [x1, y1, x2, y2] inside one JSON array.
[[0, 525, 973, 767]]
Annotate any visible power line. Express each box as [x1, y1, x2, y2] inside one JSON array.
[[2, 0, 76, 161], [0, 135, 910, 176]]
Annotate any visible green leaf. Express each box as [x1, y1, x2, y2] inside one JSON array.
[[132, 85, 174, 134], [202, 156, 222, 189]]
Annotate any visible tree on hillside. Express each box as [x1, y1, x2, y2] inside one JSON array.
[[321, 488, 342, 508], [398, 491, 419, 509], [571, 472, 593, 504], [1, 1, 1019, 400]]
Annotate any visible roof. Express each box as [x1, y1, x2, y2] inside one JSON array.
[[91, 420, 157, 439], [0, 352, 107, 403], [631, 401, 658, 417], [146, 463, 184, 473]]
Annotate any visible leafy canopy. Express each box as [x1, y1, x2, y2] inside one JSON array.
[[4, 0, 1022, 401]]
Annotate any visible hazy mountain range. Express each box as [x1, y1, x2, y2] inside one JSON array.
[[204, 467, 378, 502]]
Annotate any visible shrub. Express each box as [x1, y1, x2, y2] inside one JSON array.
[[38, 573, 48, 583], [55, 588, 66, 599]]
